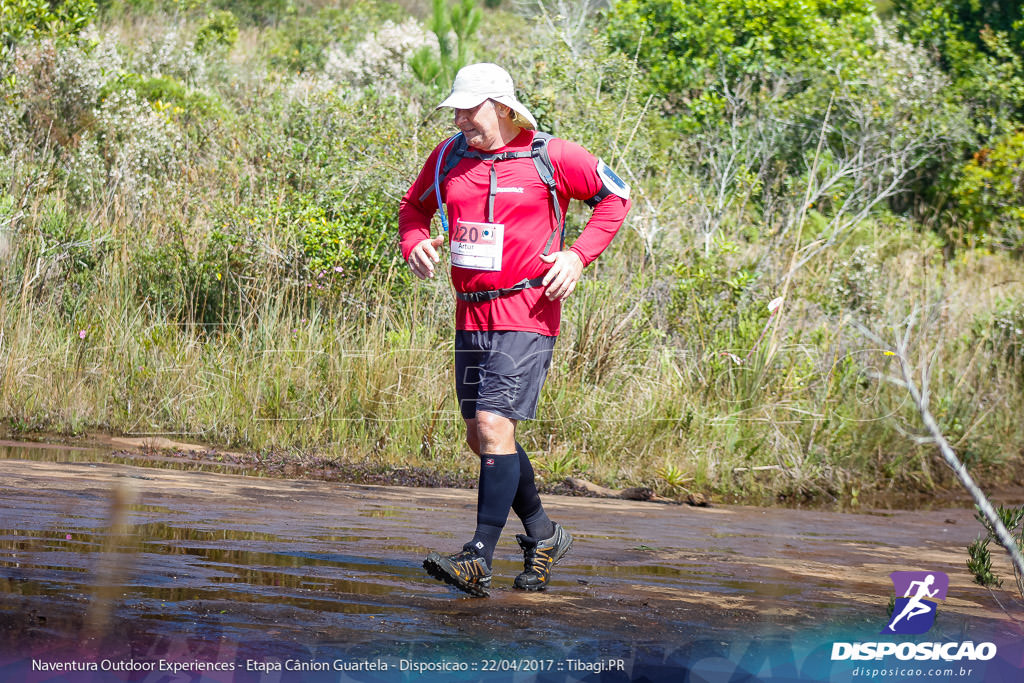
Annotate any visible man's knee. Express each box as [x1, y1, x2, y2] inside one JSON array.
[[475, 410, 516, 452]]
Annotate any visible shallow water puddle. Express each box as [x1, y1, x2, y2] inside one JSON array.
[[1, 443, 1022, 678]]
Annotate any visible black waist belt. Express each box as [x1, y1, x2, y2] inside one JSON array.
[[455, 276, 545, 303]]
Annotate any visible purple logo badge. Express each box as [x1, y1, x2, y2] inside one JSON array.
[[883, 571, 949, 635]]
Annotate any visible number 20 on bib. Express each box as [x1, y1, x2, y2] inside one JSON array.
[[450, 220, 504, 272]]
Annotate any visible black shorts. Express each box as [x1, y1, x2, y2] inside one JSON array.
[[454, 330, 557, 421]]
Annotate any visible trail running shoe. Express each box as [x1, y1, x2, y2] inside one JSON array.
[[513, 522, 573, 591], [423, 546, 492, 597]]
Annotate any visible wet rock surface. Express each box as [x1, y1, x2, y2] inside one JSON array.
[[1, 446, 1022, 679]]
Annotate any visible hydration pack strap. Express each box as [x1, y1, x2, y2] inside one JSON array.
[[461, 147, 533, 224], [488, 163, 497, 223], [528, 133, 563, 254], [419, 133, 565, 255]]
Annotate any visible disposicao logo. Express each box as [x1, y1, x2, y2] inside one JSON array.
[[831, 569, 997, 663], [884, 570, 948, 635]]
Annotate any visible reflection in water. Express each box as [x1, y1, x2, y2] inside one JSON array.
[[362, 507, 408, 519], [0, 521, 428, 608], [0, 440, 245, 475]]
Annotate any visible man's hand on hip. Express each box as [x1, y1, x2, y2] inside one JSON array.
[[539, 250, 584, 301], [407, 236, 445, 279]]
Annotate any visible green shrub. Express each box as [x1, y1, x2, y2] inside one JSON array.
[[9, 39, 106, 150], [1, 0, 97, 52], [296, 189, 408, 285], [951, 131, 1024, 252], [6, 38, 197, 204], [890, 1, 1024, 70], [891, 0, 1024, 139], [605, 0, 876, 124], [99, 71, 224, 146], [666, 239, 769, 361], [136, 181, 411, 326], [103, 72, 219, 114], [195, 9, 238, 53]]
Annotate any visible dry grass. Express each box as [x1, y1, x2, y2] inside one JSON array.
[[2, 3, 1022, 506]]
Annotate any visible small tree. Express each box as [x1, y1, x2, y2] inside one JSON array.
[[409, 0, 481, 88]]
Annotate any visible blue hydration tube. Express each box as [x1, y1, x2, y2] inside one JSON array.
[[434, 133, 463, 233]]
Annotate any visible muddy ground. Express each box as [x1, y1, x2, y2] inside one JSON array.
[[0, 441, 1022, 682]]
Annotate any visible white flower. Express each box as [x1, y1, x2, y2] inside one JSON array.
[[324, 19, 438, 90]]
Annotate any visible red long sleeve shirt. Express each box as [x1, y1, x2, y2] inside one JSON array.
[[399, 129, 630, 335]]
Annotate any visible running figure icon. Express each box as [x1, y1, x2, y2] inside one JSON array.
[[886, 573, 939, 632]]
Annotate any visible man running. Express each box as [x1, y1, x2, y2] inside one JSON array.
[[399, 63, 631, 596]]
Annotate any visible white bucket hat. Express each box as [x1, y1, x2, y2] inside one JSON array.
[[436, 63, 538, 130]]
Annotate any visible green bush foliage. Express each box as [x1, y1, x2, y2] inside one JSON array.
[[195, 9, 239, 53], [891, 0, 1024, 78], [606, 0, 876, 123], [891, 1, 1024, 138], [101, 72, 223, 131], [1, 0, 97, 52], [951, 131, 1024, 252], [667, 239, 767, 361], [265, 2, 404, 73]]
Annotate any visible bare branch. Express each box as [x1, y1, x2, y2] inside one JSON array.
[[870, 327, 1024, 588]]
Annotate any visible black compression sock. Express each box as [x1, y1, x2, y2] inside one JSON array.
[[469, 452, 520, 566], [512, 442, 555, 540]]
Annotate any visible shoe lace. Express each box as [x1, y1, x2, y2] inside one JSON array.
[[524, 544, 554, 574], [453, 549, 477, 562], [452, 550, 488, 576]]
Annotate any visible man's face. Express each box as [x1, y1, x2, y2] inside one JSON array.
[[453, 99, 506, 150]]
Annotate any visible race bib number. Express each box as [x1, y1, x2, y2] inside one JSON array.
[[450, 220, 504, 272]]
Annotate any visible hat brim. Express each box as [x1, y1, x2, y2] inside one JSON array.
[[494, 95, 537, 131], [436, 90, 489, 111], [436, 94, 538, 131]]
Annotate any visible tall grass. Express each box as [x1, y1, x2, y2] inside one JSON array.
[[3, 218, 1022, 504], [2, 2, 1023, 505]]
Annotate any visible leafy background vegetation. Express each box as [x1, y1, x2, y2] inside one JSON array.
[[1, 0, 1023, 508]]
